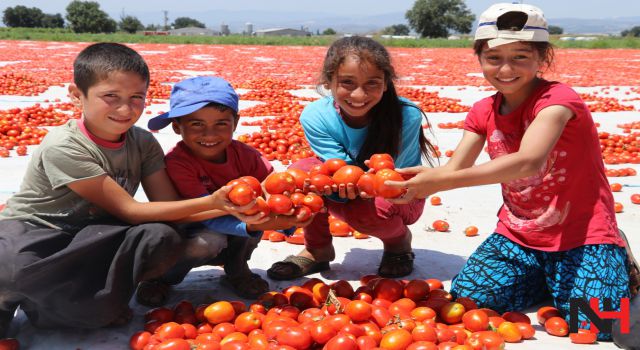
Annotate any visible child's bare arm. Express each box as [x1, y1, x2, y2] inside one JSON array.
[[67, 174, 252, 225]]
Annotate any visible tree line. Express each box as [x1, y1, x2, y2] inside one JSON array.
[[2, 1, 206, 34], [9, 0, 632, 38]]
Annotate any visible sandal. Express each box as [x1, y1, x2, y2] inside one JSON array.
[[136, 279, 171, 307], [619, 229, 640, 297], [222, 273, 270, 299], [267, 255, 330, 281], [378, 251, 415, 278]]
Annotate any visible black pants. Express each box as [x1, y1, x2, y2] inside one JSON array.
[[0, 219, 182, 329]]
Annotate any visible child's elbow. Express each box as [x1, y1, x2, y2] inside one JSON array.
[[519, 156, 546, 177]]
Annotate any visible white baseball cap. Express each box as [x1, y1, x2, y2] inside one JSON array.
[[475, 3, 549, 48]]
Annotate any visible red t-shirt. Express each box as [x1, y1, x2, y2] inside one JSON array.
[[165, 140, 273, 198], [464, 80, 623, 251]]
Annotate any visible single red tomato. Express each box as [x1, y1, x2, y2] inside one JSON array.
[[569, 329, 597, 344], [228, 183, 256, 206], [544, 316, 569, 337], [267, 194, 293, 214], [536, 306, 561, 325], [631, 193, 640, 204], [264, 172, 296, 194], [373, 168, 404, 198], [356, 173, 376, 196], [439, 302, 466, 324], [309, 173, 335, 190], [324, 158, 348, 175], [429, 196, 441, 205], [156, 338, 191, 350], [380, 329, 413, 350], [332, 165, 365, 185], [238, 176, 262, 196], [302, 192, 324, 213], [462, 309, 489, 332], [285, 168, 309, 190], [204, 301, 236, 325], [432, 220, 449, 232]]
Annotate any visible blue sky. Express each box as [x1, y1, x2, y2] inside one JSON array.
[[1, 0, 638, 20]]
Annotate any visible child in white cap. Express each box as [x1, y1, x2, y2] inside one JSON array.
[[386, 3, 638, 342]]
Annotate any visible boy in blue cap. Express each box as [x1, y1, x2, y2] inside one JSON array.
[[145, 76, 311, 301]]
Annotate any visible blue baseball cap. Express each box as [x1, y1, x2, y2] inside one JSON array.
[[148, 76, 239, 130]]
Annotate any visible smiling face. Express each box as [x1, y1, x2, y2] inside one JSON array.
[[479, 41, 543, 108], [171, 105, 237, 163], [327, 55, 387, 127], [69, 70, 148, 142]]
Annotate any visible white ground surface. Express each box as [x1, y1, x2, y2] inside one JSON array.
[[0, 84, 638, 349]]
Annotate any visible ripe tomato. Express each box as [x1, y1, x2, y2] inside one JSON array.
[[501, 311, 530, 324], [264, 172, 296, 194], [243, 196, 270, 216], [234, 311, 263, 333], [614, 201, 624, 213], [204, 301, 236, 325], [429, 196, 441, 205], [329, 219, 351, 237], [411, 306, 437, 322], [285, 168, 309, 190], [373, 168, 404, 198], [155, 322, 186, 341], [477, 331, 505, 350], [432, 220, 449, 232], [425, 279, 443, 290], [404, 279, 430, 301], [332, 165, 365, 185], [544, 316, 569, 337], [373, 278, 404, 302], [569, 329, 597, 344], [439, 302, 466, 324], [129, 331, 151, 350], [464, 226, 479, 237], [289, 192, 306, 207], [324, 158, 348, 174], [267, 194, 293, 214], [345, 300, 372, 322], [369, 153, 395, 172], [536, 306, 561, 325], [324, 334, 358, 350], [497, 321, 522, 342], [309, 163, 330, 176], [228, 183, 256, 206], [356, 173, 376, 196], [302, 192, 324, 213], [156, 338, 191, 350], [610, 183, 622, 192], [309, 173, 335, 190], [462, 309, 489, 332], [145, 307, 175, 323], [233, 176, 260, 195], [515, 322, 536, 339], [380, 329, 413, 350], [631, 193, 640, 204]]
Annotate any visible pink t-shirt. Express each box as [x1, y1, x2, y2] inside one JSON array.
[[464, 80, 623, 251], [165, 140, 273, 198]]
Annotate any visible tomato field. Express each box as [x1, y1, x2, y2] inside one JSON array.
[[0, 40, 638, 349]]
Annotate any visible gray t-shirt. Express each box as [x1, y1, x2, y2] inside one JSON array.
[[0, 120, 165, 232]]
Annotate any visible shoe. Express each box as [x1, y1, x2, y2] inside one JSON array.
[[267, 255, 330, 281]]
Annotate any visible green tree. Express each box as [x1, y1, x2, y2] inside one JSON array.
[[322, 28, 337, 35], [621, 26, 640, 37], [65, 1, 116, 33], [548, 25, 563, 35], [172, 17, 205, 29], [382, 24, 411, 36], [406, 0, 474, 38], [41, 13, 65, 28], [119, 15, 143, 33], [2, 5, 45, 27]]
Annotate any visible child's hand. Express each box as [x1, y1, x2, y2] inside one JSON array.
[[233, 211, 270, 225], [337, 183, 359, 200], [384, 166, 444, 204], [303, 178, 334, 196], [209, 185, 257, 213]]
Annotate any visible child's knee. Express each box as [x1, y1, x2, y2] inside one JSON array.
[[186, 232, 227, 261]]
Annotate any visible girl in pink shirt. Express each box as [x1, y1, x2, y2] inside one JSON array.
[[387, 3, 638, 342]]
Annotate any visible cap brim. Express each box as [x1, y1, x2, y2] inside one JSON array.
[[147, 102, 210, 130]]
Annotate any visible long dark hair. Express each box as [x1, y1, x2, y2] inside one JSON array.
[[320, 36, 436, 167]]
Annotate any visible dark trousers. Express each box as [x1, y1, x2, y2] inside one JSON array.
[[0, 219, 182, 329]]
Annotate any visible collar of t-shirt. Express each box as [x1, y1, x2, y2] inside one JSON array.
[[78, 116, 126, 149]]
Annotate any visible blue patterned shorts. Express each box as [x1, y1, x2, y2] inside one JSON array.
[[450, 233, 630, 340]]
